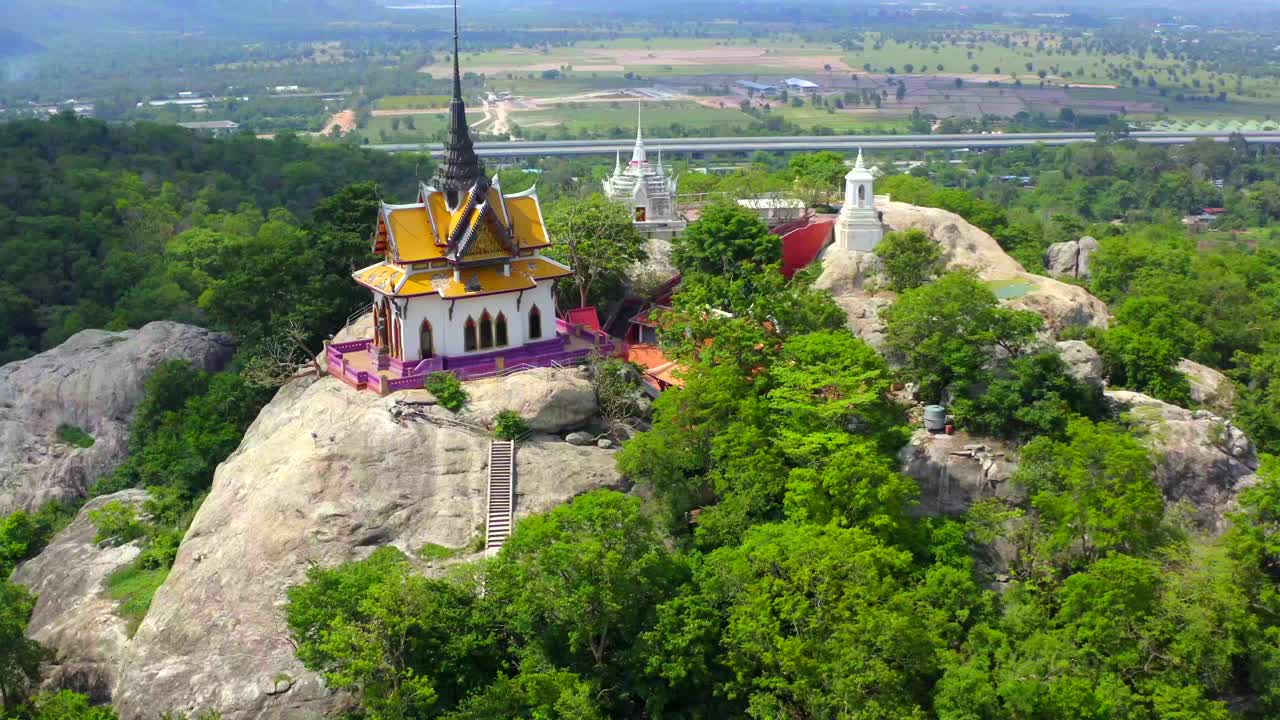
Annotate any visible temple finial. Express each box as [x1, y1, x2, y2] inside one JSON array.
[[854, 147, 865, 170], [631, 100, 646, 165], [433, 0, 485, 202], [614, 149, 621, 174], [451, 0, 462, 101]]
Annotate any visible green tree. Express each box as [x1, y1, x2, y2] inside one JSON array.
[[26, 690, 119, 720], [882, 272, 1042, 402], [1015, 419, 1166, 567], [543, 194, 648, 309], [88, 501, 146, 545], [952, 351, 1107, 440], [648, 523, 979, 720], [0, 580, 47, 710], [286, 546, 497, 720], [1091, 326, 1191, 406], [672, 202, 780, 278], [483, 491, 686, 714], [875, 228, 944, 292]]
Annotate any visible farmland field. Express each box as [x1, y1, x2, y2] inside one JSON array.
[[510, 101, 758, 137]]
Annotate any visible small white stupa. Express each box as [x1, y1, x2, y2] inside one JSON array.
[[835, 149, 887, 252]]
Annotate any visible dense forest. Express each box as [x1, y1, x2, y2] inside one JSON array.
[[2, 117, 1280, 719]]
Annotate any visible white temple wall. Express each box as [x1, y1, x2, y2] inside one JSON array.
[[395, 281, 555, 360]]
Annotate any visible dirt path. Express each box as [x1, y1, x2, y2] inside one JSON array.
[[316, 109, 357, 136]]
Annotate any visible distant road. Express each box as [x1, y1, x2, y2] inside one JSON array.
[[368, 131, 1280, 157]]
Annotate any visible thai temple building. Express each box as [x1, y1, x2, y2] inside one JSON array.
[[834, 149, 889, 252], [602, 106, 687, 241], [326, 6, 615, 394]]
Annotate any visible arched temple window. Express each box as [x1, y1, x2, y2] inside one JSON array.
[[479, 310, 494, 349], [529, 305, 542, 340], [857, 184, 866, 206], [495, 312, 509, 347], [419, 320, 434, 359], [464, 317, 477, 352]]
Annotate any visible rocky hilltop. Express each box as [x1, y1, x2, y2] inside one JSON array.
[[87, 369, 621, 720], [0, 322, 235, 515], [816, 201, 1111, 343]]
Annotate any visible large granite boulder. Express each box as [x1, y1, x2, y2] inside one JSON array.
[[1044, 236, 1099, 279], [462, 367, 598, 433], [1056, 340, 1105, 391], [112, 371, 624, 720], [12, 490, 149, 702], [1178, 358, 1236, 415], [0, 322, 235, 515], [817, 202, 1110, 339], [898, 430, 1022, 516], [1108, 390, 1258, 530]]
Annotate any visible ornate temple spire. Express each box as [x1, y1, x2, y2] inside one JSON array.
[[854, 147, 865, 170], [433, 0, 485, 202], [614, 149, 622, 175], [630, 101, 647, 166]]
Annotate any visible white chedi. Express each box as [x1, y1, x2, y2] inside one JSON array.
[[835, 149, 887, 252]]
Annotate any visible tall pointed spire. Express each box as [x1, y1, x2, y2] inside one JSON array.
[[854, 147, 865, 170], [630, 101, 647, 165], [614, 149, 622, 175], [433, 0, 485, 203]]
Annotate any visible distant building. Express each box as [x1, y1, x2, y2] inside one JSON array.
[[602, 106, 687, 241], [736, 80, 777, 95], [178, 120, 241, 136], [784, 78, 820, 90], [835, 149, 888, 252]]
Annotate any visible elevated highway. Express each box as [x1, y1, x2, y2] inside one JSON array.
[[369, 130, 1280, 158]]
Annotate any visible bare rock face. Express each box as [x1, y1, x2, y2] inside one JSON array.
[[832, 293, 895, 353], [12, 490, 149, 702], [1056, 340, 1105, 391], [898, 430, 1022, 517], [814, 247, 885, 295], [0, 322, 235, 515], [817, 202, 1110, 339], [1044, 236, 1099, 279], [1178, 358, 1236, 415], [113, 370, 624, 720], [462, 367, 598, 433], [1108, 390, 1258, 530]]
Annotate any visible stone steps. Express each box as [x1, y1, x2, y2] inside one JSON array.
[[485, 440, 516, 554]]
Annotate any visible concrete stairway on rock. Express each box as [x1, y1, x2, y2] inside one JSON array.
[[485, 440, 515, 555]]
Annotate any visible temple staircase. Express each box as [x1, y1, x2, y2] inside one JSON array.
[[484, 440, 516, 555]]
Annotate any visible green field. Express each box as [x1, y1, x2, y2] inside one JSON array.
[[511, 101, 758, 137], [375, 94, 451, 110], [772, 105, 910, 133], [359, 112, 450, 143]]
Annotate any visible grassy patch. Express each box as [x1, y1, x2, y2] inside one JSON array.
[[987, 278, 1036, 299], [418, 542, 462, 561], [375, 94, 451, 110], [56, 424, 95, 448], [106, 564, 170, 636]]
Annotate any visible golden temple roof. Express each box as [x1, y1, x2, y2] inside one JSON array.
[[375, 181, 550, 265], [353, 256, 572, 299]]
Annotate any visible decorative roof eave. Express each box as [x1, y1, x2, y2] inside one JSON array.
[[379, 204, 402, 258]]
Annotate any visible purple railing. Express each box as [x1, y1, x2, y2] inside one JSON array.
[[331, 339, 371, 353], [326, 329, 619, 394]]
